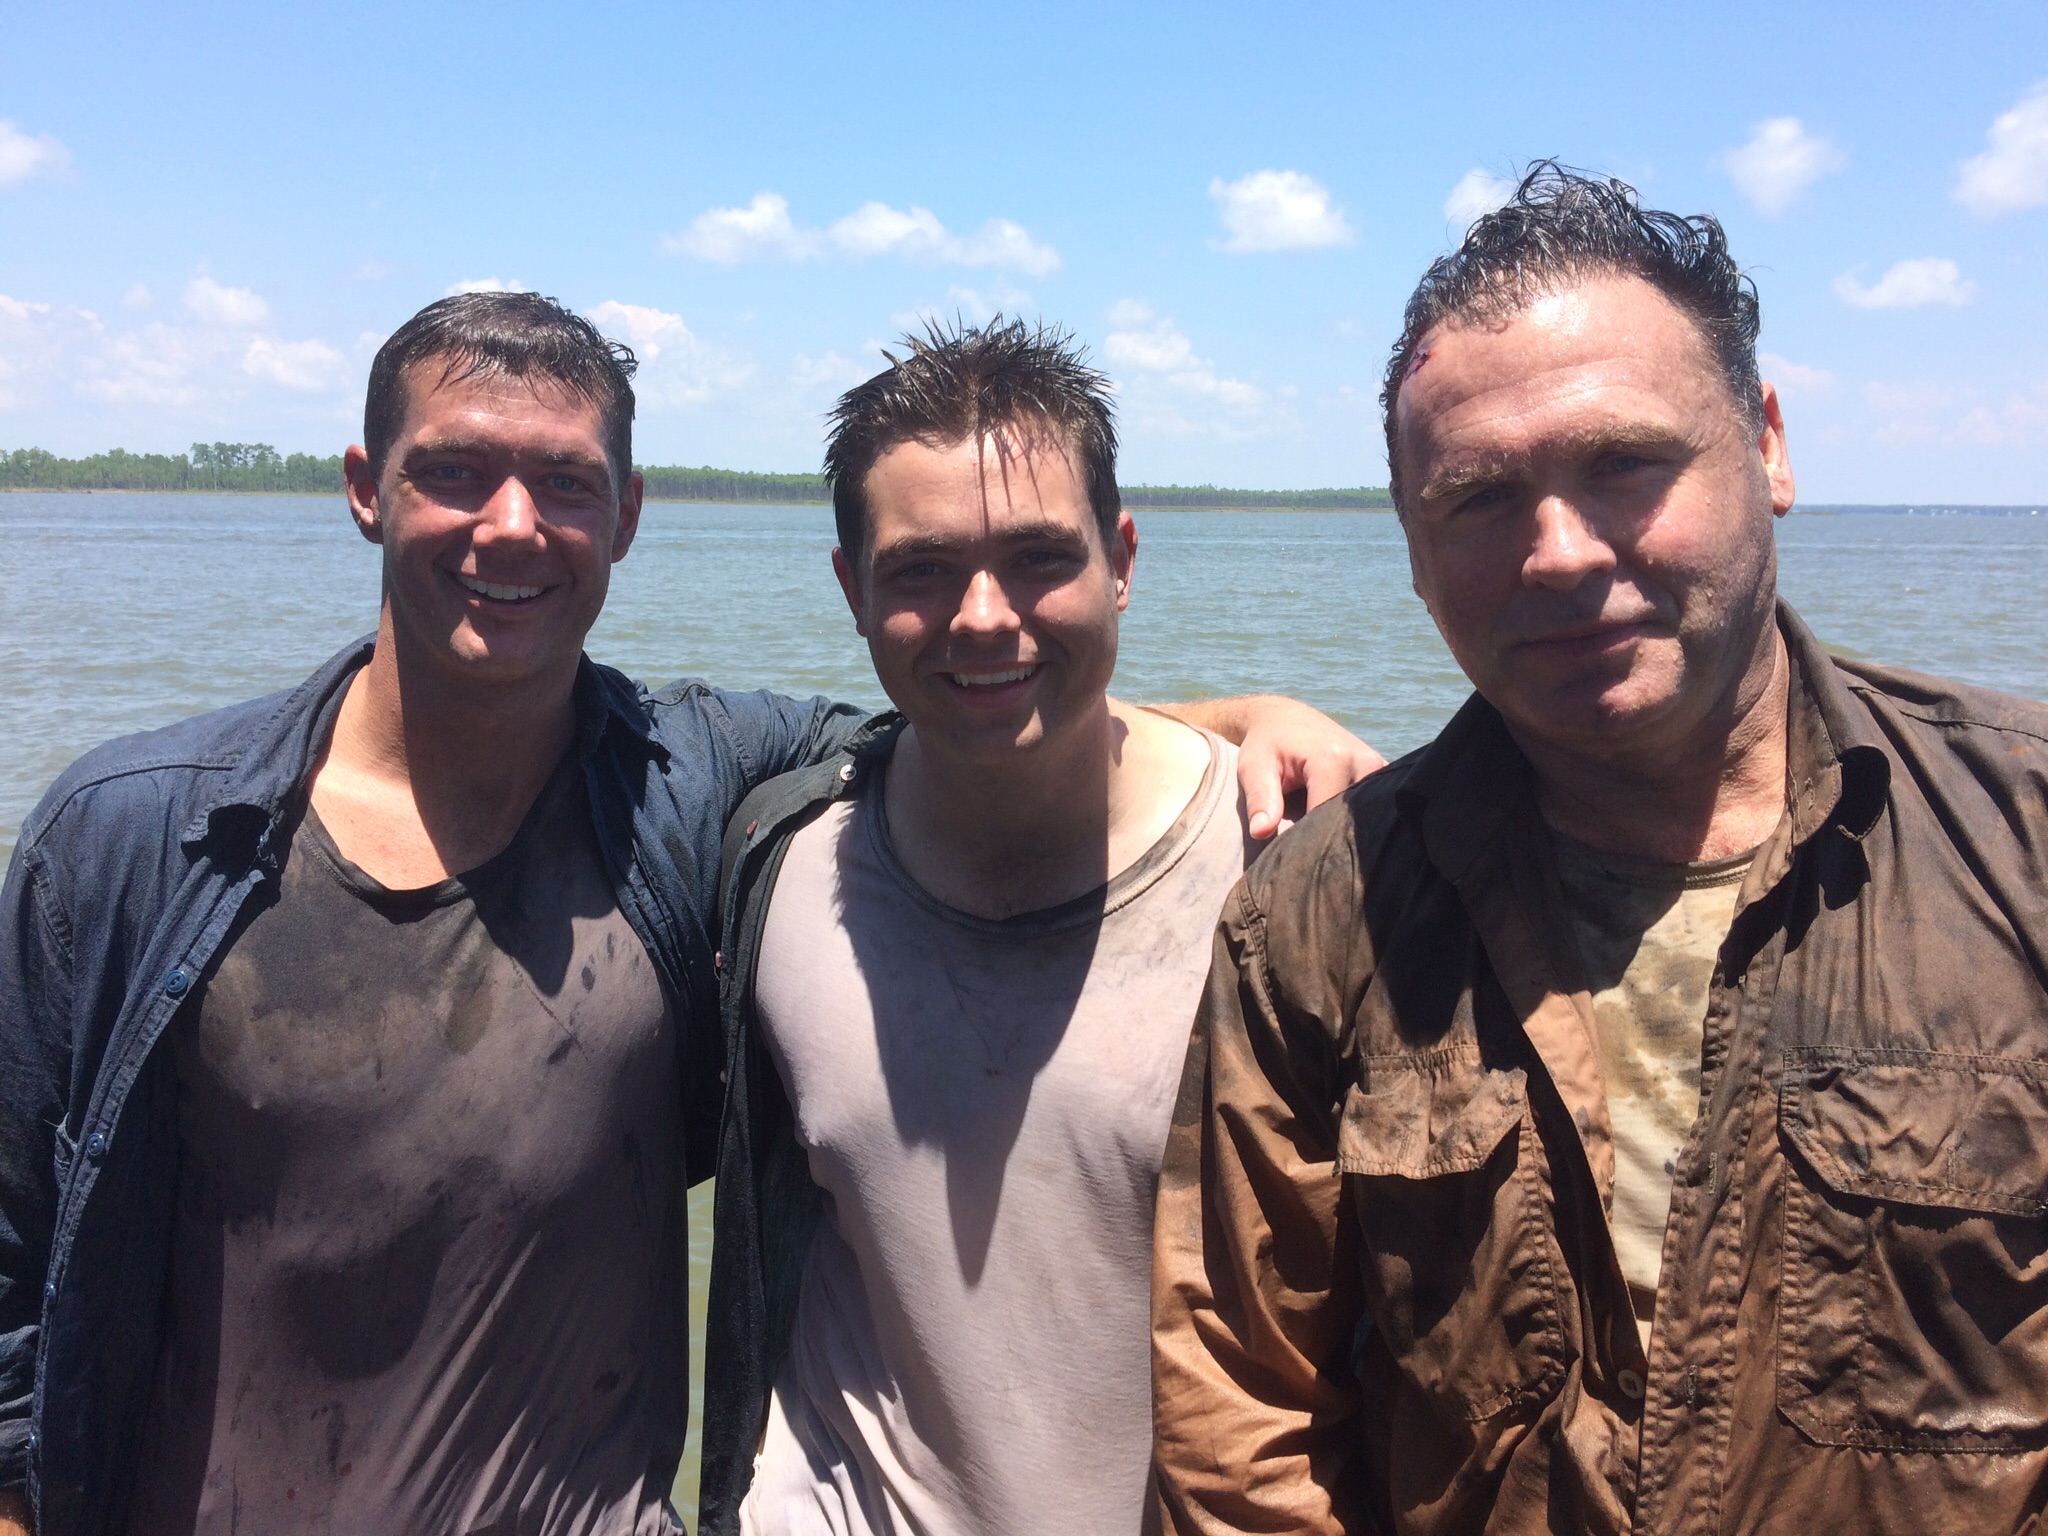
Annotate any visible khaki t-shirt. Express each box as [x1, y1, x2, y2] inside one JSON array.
[[1552, 835, 1754, 1347]]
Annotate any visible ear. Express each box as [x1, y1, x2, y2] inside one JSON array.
[[343, 445, 385, 545], [1111, 510, 1137, 611], [1756, 381, 1796, 518], [611, 469, 645, 561], [831, 546, 868, 637]]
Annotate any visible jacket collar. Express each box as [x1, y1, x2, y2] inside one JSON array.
[[1396, 598, 1891, 880], [184, 638, 668, 853]]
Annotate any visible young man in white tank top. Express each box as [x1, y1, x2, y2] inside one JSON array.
[[696, 320, 1382, 1536]]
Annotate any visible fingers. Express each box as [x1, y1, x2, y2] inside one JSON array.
[[1240, 749, 1286, 841], [1305, 743, 1389, 811]]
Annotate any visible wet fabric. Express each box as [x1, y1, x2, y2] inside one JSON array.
[[1550, 836, 1752, 1342], [739, 736, 1246, 1536], [0, 631, 865, 1536], [1152, 605, 2048, 1536], [125, 758, 685, 1536]]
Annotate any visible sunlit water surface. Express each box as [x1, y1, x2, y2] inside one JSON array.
[[6, 492, 2048, 1510]]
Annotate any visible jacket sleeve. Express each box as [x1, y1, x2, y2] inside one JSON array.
[[1151, 880, 1374, 1536], [0, 845, 71, 1492], [708, 689, 869, 790]]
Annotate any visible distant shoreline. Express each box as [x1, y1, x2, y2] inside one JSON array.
[[4, 489, 2045, 515]]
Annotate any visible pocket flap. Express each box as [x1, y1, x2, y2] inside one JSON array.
[[1339, 1053, 1528, 1178], [1780, 1047, 2048, 1217]]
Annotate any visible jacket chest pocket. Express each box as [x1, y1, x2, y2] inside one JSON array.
[[1778, 1047, 2048, 1451], [1339, 1048, 1567, 1420]]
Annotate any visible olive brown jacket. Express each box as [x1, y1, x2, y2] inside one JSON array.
[[1152, 604, 2048, 1535]]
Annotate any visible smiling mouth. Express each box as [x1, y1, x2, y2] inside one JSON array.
[[454, 572, 547, 603], [944, 664, 1038, 689]]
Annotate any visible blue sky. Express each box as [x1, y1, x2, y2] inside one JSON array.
[[2, 0, 2045, 500]]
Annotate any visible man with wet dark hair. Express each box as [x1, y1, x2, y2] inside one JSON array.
[[0, 293, 1376, 1536], [1153, 165, 2048, 1534], [696, 320, 1378, 1536]]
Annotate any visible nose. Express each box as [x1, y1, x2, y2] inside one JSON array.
[[951, 568, 1022, 639], [474, 475, 543, 547], [1522, 494, 1616, 592]]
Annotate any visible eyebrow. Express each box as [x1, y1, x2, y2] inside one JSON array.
[[870, 519, 1091, 565], [1418, 424, 1687, 504], [403, 439, 613, 481]]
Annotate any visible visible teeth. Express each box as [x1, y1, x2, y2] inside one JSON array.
[[456, 573, 544, 601], [948, 665, 1036, 687]]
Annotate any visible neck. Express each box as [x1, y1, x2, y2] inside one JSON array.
[[312, 607, 580, 884], [1518, 628, 1790, 865], [883, 698, 1205, 919]]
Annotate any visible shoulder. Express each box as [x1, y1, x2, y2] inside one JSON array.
[[719, 718, 903, 901], [1834, 654, 2048, 745], [18, 686, 301, 860], [1831, 654, 2048, 803], [1234, 746, 1427, 990]]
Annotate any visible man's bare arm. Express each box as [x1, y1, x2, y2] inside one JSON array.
[[1152, 695, 1386, 839], [0, 1487, 31, 1534]]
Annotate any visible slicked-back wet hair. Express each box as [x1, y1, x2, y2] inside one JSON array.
[[824, 316, 1121, 562], [1381, 162, 1763, 511], [363, 291, 639, 487]]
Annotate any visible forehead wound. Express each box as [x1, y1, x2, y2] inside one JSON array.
[[1403, 348, 1433, 381]]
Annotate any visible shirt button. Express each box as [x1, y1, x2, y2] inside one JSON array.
[[1617, 1368, 1646, 1401], [164, 967, 191, 998], [41, 1282, 54, 1303], [84, 1132, 108, 1162], [25, 1430, 36, 1454], [837, 763, 857, 783]]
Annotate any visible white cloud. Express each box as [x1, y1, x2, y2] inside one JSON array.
[[1834, 258, 1977, 310], [1955, 81, 2048, 216], [829, 202, 947, 260], [1718, 118, 1843, 216], [789, 350, 870, 396], [1858, 379, 1968, 447], [1953, 384, 2048, 448], [444, 276, 528, 296], [0, 285, 359, 423], [1758, 352, 1836, 397], [119, 284, 152, 310], [587, 300, 754, 409], [828, 202, 1061, 274], [0, 120, 70, 189], [243, 336, 345, 391], [661, 193, 1059, 274], [587, 300, 691, 360], [183, 277, 271, 328], [1209, 169, 1354, 253], [660, 192, 817, 263], [1444, 169, 1516, 229], [1103, 301, 1263, 428]]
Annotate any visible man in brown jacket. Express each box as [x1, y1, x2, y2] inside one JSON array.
[[1152, 163, 2048, 1536]]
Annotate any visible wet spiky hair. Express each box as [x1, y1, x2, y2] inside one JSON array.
[[823, 315, 1120, 559], [1382, 162, 1762, 510]]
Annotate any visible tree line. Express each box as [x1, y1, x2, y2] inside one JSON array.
[[1, 444, 346, 493], [0, 446, 1393, 509]]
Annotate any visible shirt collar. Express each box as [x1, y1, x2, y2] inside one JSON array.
[[184, 640, 665, 855], [1397, 599, 1891, 881]]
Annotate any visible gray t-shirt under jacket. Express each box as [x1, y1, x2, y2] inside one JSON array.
[[125, 757, 686, 1536]]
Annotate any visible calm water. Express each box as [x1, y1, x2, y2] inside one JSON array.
[[6, 491, 2048, 1510]]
